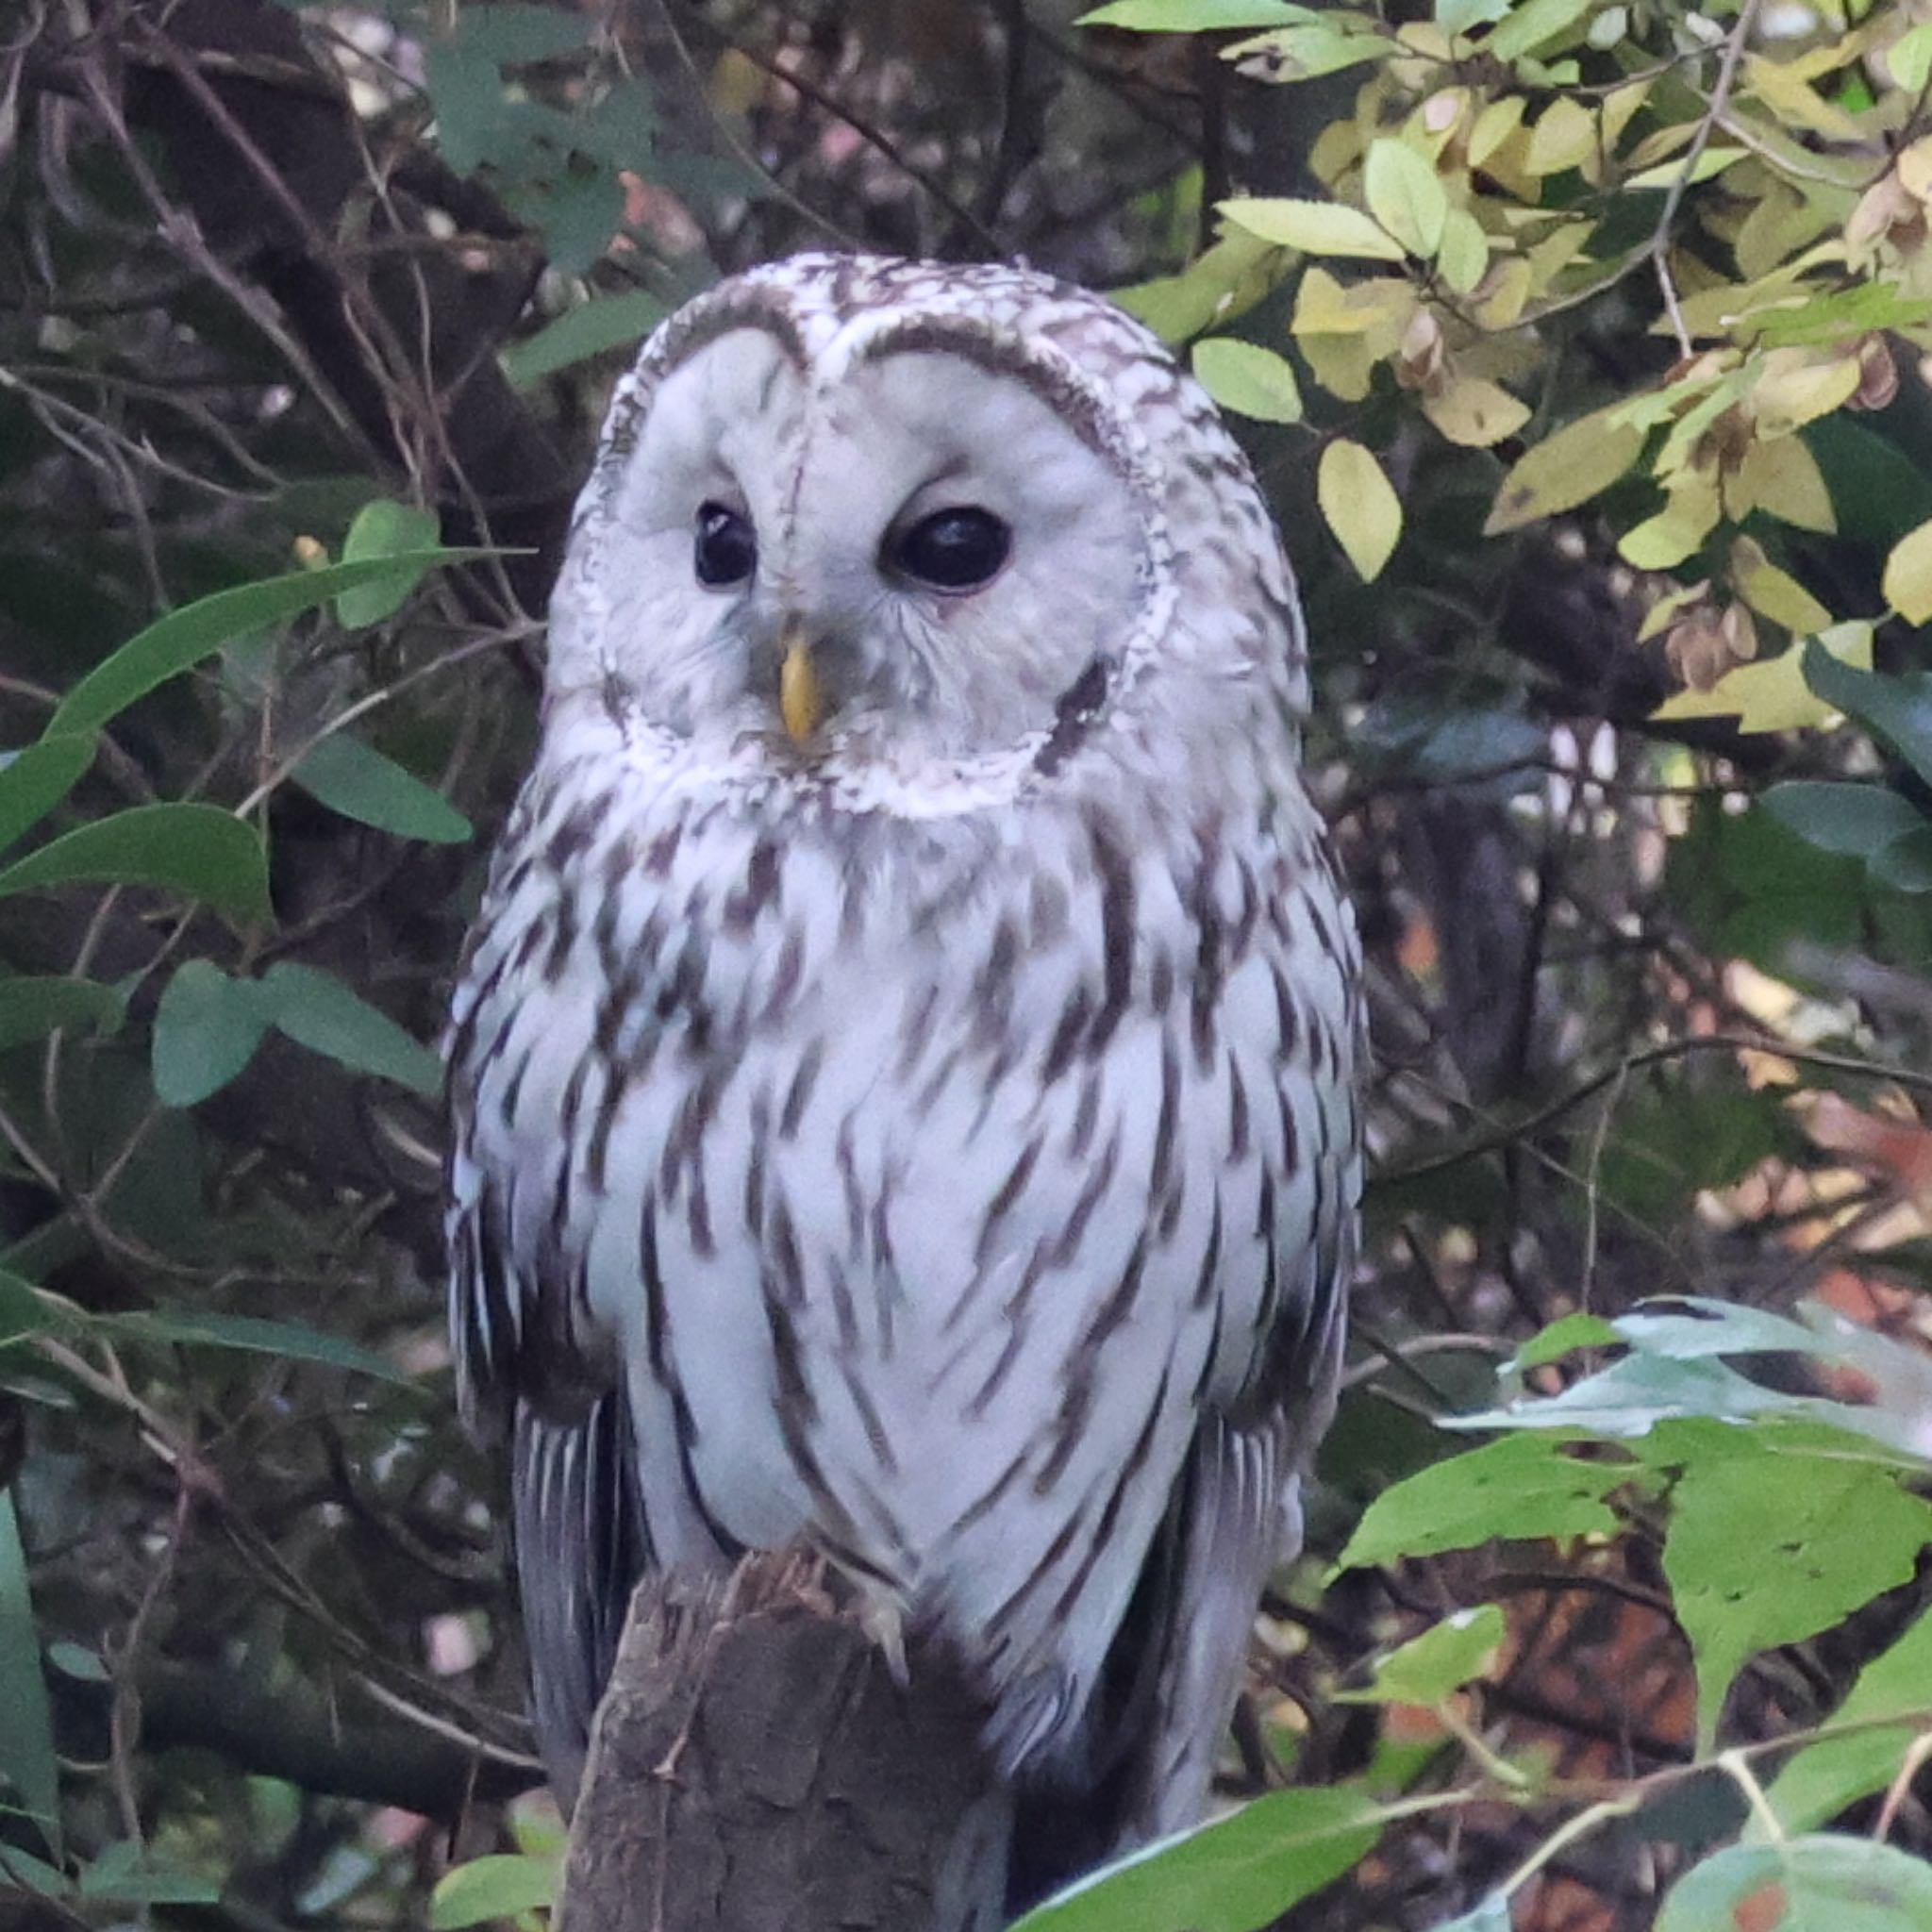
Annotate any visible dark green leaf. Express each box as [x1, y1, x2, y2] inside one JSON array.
[[0, 736, 95, 855], [1802, 643, 1932, 791], [1337, 1432, 1632, 1570], [0, 977, 125, 1054], [431, 1852, 559, 1929], [1657, 1834, 1932, 1932], [0, 804, 271, 927], [0, 1492, 59, 1857], [1807, 416, 1932, 551], [0, 1268, 61, 1347], [1012, 1786, 1382, 1932], [104, 1308, 409, 1386], [1869, 826, 1932, 892], [45, 1641, 109, 1683], [336, 502, 443, 628], [502, 291, 669, 389], [260, 963, 441, 1097], [1763, 781, 1926, 858], [77, 1840, 221, 1906], [47, 557, 463, 739], [151, 961, 273, 1107], [291, 732, 472, 843]]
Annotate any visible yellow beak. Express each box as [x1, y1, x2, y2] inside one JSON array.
[[779, 627, 824, 744]]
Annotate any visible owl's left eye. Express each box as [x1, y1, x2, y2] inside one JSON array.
[[890, 507, 1011, 592], [694, 501, 757, 588]]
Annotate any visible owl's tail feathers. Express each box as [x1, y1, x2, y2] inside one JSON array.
[[1004, 1413, 1293, 1916], [510, 1390, 650, 1807]]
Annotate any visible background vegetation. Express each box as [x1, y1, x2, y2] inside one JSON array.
[[6, 0, 1932, 1925]]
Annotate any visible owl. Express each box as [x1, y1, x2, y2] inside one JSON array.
[[446, 254, 1362, 1924]]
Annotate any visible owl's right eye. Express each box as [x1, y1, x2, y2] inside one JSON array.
[[694, 502, 756, 588]]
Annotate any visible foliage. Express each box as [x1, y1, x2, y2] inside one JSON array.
[[7, 0, 1932, 1927]]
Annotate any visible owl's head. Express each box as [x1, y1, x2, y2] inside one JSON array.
[[545, 256, 1307, 806]]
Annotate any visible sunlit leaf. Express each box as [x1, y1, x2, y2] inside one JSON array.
[[1219, 197, 1405, 260], [1421, 376, 1530, 447], [1361, 139, 1446, 256], [1487, 0, 1597, 61], [1731, 535, 1832, 635], [1317, 439, 1401, 582], [1191, 339, 1304, 424], [0, 804, 271, 927], [1485, 409, 1645, 532], [431, 1852, 558, 1929], [1654, 624, 1872, 734], [1882, 516, 1932, 625]]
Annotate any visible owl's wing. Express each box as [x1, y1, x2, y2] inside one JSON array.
[[446, 904, 652, 1799]]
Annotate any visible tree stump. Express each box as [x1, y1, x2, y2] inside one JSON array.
[[556, 1550, 1008, 1932]]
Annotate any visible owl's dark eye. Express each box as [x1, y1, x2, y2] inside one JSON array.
[[891, 507, 1011, 592], [694, 501, 756, 588]]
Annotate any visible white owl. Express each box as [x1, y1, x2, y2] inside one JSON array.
[[446, 254, 1361, 1924]]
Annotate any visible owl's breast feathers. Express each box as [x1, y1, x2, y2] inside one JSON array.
[[446, 719, 1359, 1773]]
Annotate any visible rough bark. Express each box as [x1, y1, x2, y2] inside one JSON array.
[[557, 1551, 1004, 1932]]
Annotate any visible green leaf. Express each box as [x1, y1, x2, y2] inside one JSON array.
[[77, 1840, 221, 1907], [0, 737, 95, 856], [259, 963, 441, 1098], [291, 733, 472, 844], [0, 1491, 59, 1857], [1801, 642, 1932, 791], [1078, 0, 1314, 26], [1657, 1418, 1932, 1748], [1890, 22, 1932, 93], [1657, 1835, 1932, 1932], [44, 1642, 108, 1683], [1507, 1312, 1623, 1374], [337, 502, 444, 628], [0, 1268, 59, 1347], [0, 978, 125, 1054], [1767, 1605, 1932, 1832], [1219, 197, 1405, 260], [1190, 339, 1304, 424], [1361, 140, 1447, 258], [1488, 0, 1598, 60], [1337, 1604, 1506, 1705], [103, 1309, 411, 1386], [48, 558, 462, 739], [1427, 1900, 1512, 1932], [0, 804, 271, 927], [1011, 1785, 1382, 1932], [1764, 782, 1925, 859], [502, 291, 670, 389], [1337, 1433, 1629, 1571], [1318, 439, 1402, 582], [151, 961, 273, 1108], [431, 1852, 559, 1929]]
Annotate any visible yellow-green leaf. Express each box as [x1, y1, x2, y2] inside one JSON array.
[[1523, 97, 1597, 176], [1731, 536, 1832, 636], [1362, 139, 1447, 257], [1318, 439, 1402, 582], [1733, 436, 1835, 533], [1436, 208, 1491, 293], [1190, 339, 1305, 424], [1220, 197, 1406, 260], [1624, 145, 1749, 192], [1484, 409, 1645, 533], [1883, 517, 1932, 625], [1422, 376, 1531, 447], [1653, 621, 1872, 733], [1620, 476, 1722, 571]]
